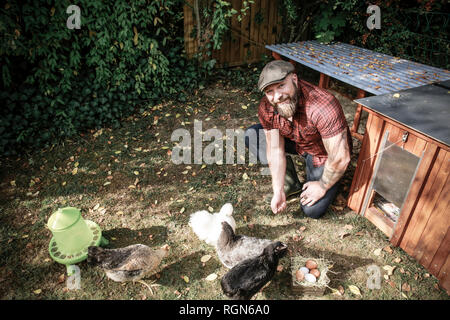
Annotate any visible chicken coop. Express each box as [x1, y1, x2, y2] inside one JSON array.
[[347, 80, 450, 292]]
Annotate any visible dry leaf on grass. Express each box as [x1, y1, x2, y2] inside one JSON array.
[[348, 285, 361, 296], [374, 248, 382, 256], [206, 273, 218, 281], [201, 255, 211, 263]]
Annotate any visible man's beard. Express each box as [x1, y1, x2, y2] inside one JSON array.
[[273, 81, 299, 119]]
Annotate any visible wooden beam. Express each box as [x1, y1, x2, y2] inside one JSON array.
[[350, 89, 366, 141]]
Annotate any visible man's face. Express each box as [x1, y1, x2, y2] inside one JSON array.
[[264, 73, 299, 119]]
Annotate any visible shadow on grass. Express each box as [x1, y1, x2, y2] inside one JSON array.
[[102, 226, 168, 248], [157, 250, 223, 288]]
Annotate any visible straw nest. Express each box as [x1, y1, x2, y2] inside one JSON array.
[[291, 256, 332, 295]]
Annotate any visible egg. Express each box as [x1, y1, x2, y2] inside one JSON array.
[[310, 268, 321, 278], [299, 267, 310, 274], [304, 273, 317, 283], [305, 259, 318, 270], [295, 270, 305, 281]]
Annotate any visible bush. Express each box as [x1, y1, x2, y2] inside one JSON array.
[[0, 0, 202, 156]]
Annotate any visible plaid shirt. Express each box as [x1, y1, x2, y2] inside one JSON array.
[[258, 79, 352, 167]]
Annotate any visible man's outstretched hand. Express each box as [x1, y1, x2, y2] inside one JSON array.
[[271, 190, 287, 214]]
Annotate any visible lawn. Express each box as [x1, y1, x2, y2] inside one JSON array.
[[0, 67, 448, 300]]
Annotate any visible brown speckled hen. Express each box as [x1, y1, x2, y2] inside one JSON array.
[[88, 244, 169, 292]]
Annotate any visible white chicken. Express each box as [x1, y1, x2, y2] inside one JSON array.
[[188, 203, 236, 247]]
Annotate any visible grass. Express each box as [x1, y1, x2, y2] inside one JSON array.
[[0, 66, 448, 300]]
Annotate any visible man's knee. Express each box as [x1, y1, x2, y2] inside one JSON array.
[[301, 204, 327, 219]]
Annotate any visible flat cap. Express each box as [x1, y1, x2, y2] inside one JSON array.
[[258, 60, 295, 92]]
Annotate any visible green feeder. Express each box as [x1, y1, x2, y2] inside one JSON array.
[[47, 207, 109, 275]]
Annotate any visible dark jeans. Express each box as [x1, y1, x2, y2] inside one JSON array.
[[244, 123, 340, 219]]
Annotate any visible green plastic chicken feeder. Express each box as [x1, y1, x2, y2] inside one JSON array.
[[47, 207, 108, 275]]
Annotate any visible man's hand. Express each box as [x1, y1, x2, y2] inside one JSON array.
[[300, 181, 327, 206], [271, 190, 287, 214]]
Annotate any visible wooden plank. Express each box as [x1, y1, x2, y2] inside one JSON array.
[[363, 108, 450, 153], [390, 142, 438, 246], [260, 0, 268, 46], [401, 148, 447, 256], [437, 254, 450, 292], [230, 0, 242, 65], [239, 0, 251, 64], [429, 226, 450, 277], [348, 112, 376, 211], [416, 156, 450, 268], [365, 206, 394, 238], [350, 90, 366, 140], [348, 114, 385, 213], [268, 0, 277, 45], [183, 0, 197, 58], [249, 0, 260, 62]]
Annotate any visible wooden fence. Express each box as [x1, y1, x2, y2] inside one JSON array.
[[184, 0, 281, 67]]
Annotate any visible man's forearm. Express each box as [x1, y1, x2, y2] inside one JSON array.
[[319, 129, 351, 190], [319, 161, 347, 191], [268, 149, 286, 193]]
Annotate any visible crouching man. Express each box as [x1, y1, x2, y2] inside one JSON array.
[[245, 60, 352, 218]]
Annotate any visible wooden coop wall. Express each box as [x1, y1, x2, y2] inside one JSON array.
[[184, 0, 281, 67], [347, 109, 450, 291]]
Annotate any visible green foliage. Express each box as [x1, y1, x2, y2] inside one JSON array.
[[0, 0, 203, 156], [278, 0, 449, 68]]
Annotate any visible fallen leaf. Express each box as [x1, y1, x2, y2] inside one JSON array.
[[276, 265, 283, 272], [242, 173, 249, 180], [10, 180, 16, 187], [33, 289, 42, 294], [103, 181, 111, 186], [401, 283, 411, 292], [180, 207, 185, 214], [201, 255, 212, 263], [72, 167, 78, 175], [93, 203, 100, 211], [208, 206, 214, 213], [183, 276, 189, 283], [338, 285, 345, 295], [57, 274, 65, 284], [383, 246, 393, 254], [116, 211, 124, 215], [393, 257, 402, 263], [330, 288, 342, 296], [348, 285, 361, 296], [339, 232, 350, 239], [383, 265, 396, 276], [374, 248, 382, 256], [241, 105, 247, 109], [205, 273, 218, 281]]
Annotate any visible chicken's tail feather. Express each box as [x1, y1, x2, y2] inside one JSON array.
[[219, 203, 233, 217]]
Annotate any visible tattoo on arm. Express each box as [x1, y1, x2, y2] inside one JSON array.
[[319, 129, 350, 190]]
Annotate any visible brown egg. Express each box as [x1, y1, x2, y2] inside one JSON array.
[[296, 269, 305, 281], [305, 260, 318, 270], [310, 268, 321, 278]]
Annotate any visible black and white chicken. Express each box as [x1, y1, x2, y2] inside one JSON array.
[[220, 241, 288, 300], [216, 221, 274, 268]]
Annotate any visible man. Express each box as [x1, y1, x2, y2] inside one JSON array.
[[245, 60, 352, 218]]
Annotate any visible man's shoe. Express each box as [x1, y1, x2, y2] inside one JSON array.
[[264, 155, 303, 204]]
